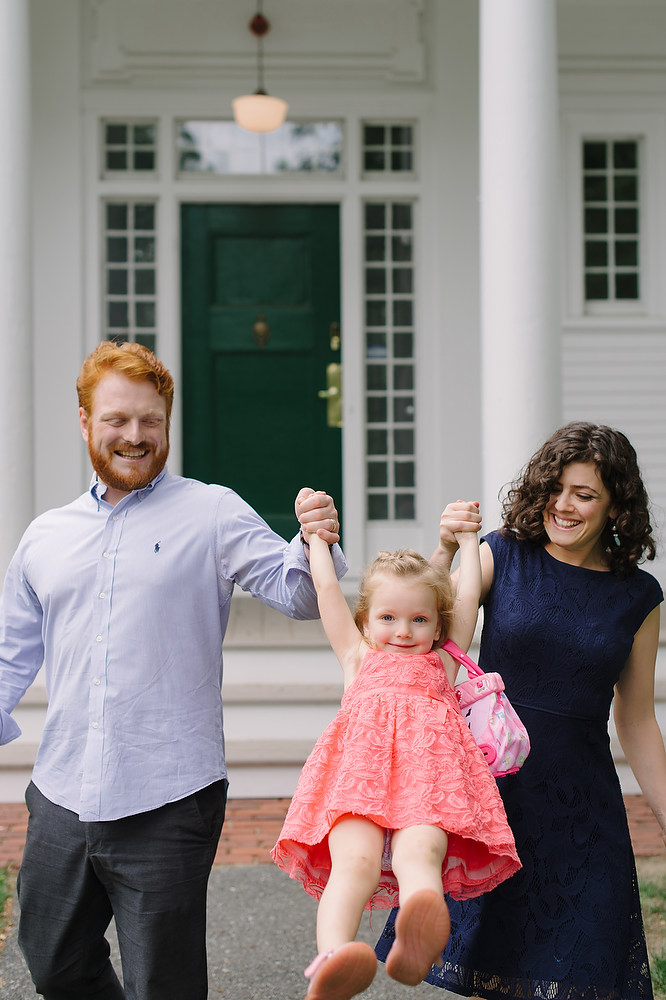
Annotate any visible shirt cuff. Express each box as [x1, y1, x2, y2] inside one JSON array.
[[288, 533, 348, 579], [0, 707, 22, 745]]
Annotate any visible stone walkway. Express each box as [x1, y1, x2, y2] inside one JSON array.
[[0, 794, 664, 869]]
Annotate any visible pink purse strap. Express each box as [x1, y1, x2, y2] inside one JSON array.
[[441, 639, 484, 680]]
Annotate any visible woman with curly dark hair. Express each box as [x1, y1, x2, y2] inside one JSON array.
[[377, 422, 666, 1000], [502, 421, 656, 578]]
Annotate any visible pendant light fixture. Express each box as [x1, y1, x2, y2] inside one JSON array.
[[232, 3, 288, 133]]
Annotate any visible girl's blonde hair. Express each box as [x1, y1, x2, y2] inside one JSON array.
[[353, 548, 453, 645]]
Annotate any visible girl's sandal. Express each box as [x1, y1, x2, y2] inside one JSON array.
[[385, 888, 450, 986], [304, 941, 377, 1000]]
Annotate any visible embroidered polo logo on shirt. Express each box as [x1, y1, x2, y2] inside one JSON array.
[[154, 542, 160, 553]]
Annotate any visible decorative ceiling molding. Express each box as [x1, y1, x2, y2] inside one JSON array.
[[85, 0, 426, 89]]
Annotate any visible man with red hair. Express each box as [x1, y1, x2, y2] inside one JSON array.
[[0, 340, 344, 1000]]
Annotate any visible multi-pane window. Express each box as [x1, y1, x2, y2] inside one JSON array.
[[104, 201, 157, 352], [362, 123, 414, 176], [583, 139, 640, 303], [364, 201, 416, 521], [103, 121, 158, 175]]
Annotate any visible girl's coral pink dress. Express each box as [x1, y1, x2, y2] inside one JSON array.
[[271, 648, 521, 909]]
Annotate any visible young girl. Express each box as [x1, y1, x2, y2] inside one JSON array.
[[272, 505, 521, 1000]]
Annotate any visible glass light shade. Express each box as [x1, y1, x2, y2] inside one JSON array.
[[232, 93, 289, 133]]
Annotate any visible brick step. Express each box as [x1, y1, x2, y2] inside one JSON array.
[[0, 795, 663, 870]]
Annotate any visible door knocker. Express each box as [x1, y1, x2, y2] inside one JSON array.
[[253, 314, 271, 349]]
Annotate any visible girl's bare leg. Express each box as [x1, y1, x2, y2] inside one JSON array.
[[316, 815, 385, 950], [390, 823, 448, 901], [385, 825, 451, 985], [305, 816, 383, 1000]]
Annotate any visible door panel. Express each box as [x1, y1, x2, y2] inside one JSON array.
[[181, 204, 342, 540]]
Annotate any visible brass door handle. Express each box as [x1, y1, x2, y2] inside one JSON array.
[[318, 363, 342, 428]]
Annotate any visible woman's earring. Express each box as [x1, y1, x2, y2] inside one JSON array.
[[611, 521, 621, 547]]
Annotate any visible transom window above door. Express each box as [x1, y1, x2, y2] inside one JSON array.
[[176, 120, 343, 176]]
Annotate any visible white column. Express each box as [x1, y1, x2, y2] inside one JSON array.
[[0, 0, 33, 576], [480, 0, 561, 528]]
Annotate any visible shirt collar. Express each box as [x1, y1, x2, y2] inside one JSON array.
[[90, 467, 168, 509]]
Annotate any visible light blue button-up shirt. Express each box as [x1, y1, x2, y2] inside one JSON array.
[[0, 469, 346, 821]]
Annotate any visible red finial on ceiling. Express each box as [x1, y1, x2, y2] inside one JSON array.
[[249, 13, 269, 37]]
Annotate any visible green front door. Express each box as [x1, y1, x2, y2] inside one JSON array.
[[181, 203, 342, 540]]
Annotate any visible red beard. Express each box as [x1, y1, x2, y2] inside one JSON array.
[[87, 439, 168, 495]]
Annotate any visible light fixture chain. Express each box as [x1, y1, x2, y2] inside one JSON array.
[[257, 29, 264, 93]]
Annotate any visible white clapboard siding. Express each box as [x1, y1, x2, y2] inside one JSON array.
[[562, 327, 666, 590]]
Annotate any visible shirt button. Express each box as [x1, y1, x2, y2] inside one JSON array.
[[103, 552, 110, 558], [113, 515, 119, 521], [93, 678, 101, 686], [99, 592, 106, 599], [95, 635, 102, 642], [92, 722, 99, 729]]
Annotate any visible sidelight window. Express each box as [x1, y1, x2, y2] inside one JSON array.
[[364, 201, 416, 521], [103, 201, 157, 351]]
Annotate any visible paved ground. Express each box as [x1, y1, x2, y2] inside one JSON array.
[[0, 864, 442, 1000], [0, 796, 664, 999]]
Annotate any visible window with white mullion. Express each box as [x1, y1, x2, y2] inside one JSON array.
[[362, 122, 415, 177], [103, 200, 157, 352], [364, 201, 416, 521], [102, 120, 158, 177], [582, 138, 641, 307]]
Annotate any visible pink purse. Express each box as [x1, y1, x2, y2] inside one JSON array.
[[442, 639, 531, 778]]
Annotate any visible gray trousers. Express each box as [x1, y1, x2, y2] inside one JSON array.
[[17, 779, 228, 1000]]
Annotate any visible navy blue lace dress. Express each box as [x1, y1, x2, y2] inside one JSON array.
[[376, 530, 663, 1000]]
